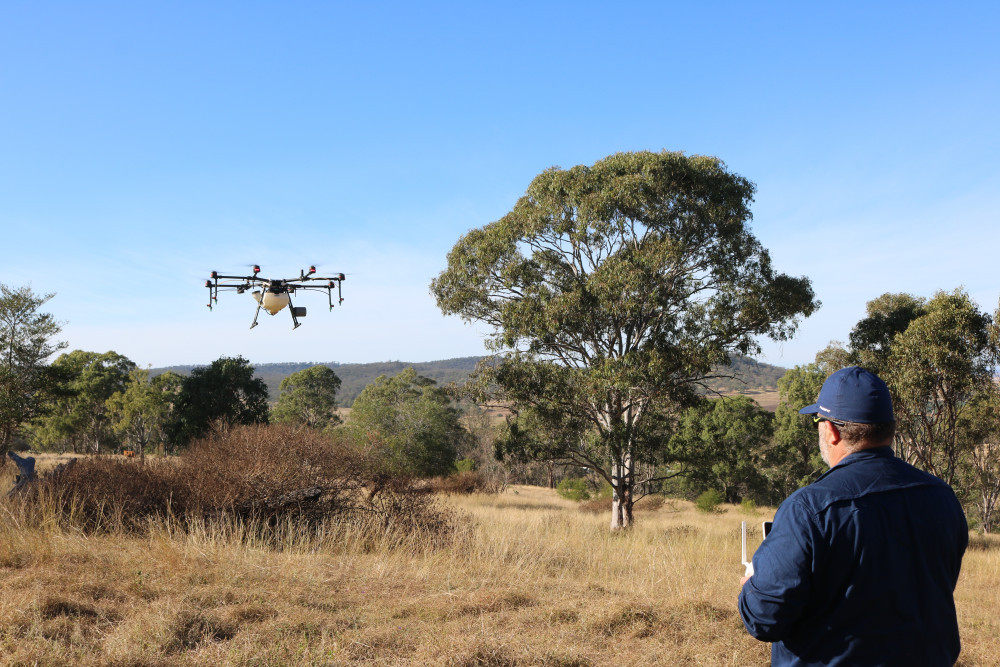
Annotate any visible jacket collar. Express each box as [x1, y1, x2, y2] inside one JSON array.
[[817, 446, 895, 481]]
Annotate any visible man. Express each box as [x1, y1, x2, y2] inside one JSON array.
[[739, 366, 967, 665]]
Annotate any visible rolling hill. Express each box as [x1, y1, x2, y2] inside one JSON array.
[[152, 355, 788, 409]]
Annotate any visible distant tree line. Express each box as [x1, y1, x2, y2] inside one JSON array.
[[0, 284, 492, 484], [4, 271, 997, 534], [150, 358, 486, 408], [152, 355, 785, 409]]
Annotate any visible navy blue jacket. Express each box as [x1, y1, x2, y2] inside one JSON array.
[[739, 447, 967, 666]]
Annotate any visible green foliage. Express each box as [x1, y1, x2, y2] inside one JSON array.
[[105, 367, 178, 457], [165, 356, 269, 448], [956, 387, 1000, 533], [884, 289, 994, 485], [455, 458, 476, 473], [31, 350, 136, 453], [740, 498, 758, 515], [556, 477, 591, 502], [668, 395, 774, 504], [0, 284, 67, 454], [433, 151, 817, 528], [769, 363, 828, 494], [848, 293, 926, 379], [348, 368, 465, 477], [696, 489, 724, 513], [844, 288, 1000, 528], [271, 364, 342, 430]]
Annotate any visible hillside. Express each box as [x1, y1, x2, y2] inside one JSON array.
[[152, 355, 787, 409], [153, 357, 483, 407]]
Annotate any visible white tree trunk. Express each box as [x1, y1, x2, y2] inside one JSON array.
[[609, 453, 635, 531]]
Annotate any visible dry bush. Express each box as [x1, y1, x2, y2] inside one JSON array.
[[17, 424, 452, 540], [427, 470, 500, 495], [178, 423, 365, 522], [29, 457, 184, 532], [577, 497, 611, 514]]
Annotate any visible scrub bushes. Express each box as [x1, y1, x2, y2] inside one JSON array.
[[696, 489, 724, 513], [16, 424, 452, 539]]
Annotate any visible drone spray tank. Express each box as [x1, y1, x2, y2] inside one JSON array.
[[251, 290, 292, 315]]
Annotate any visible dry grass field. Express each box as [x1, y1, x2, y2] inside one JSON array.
[[1, 470, 998, 666]]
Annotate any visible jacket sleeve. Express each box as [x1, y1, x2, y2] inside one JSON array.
[[739, 498, 819, 642]]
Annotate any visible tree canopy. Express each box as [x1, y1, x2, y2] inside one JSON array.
[[165, 356, 269, 447], [432, 150, 818, 528], [106, 367, 180, 459], [271, 364, 342, 430], [348, 368, 464, 478], [871, 290, 994, 484], [32, 350, 136, 454], [0, 285, 67, 456], [667, 395, 773, 504], [844, 289, 1000, 529]]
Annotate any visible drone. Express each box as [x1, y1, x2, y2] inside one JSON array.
[[205, 265, 345, 329]]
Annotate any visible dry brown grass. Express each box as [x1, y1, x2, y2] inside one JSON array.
[[0, 480, 997, 665]]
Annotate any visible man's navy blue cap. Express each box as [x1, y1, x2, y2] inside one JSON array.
[[798, 366, 895, 424]]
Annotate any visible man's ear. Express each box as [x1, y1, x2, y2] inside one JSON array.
[[826, 421, 843, 446]]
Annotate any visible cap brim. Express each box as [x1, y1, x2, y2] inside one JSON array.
[[798, 403, 819, 416]]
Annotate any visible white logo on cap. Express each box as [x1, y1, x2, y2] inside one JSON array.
[[819, 405, 831, 413]]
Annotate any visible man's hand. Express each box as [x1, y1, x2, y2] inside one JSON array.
[[741, 575, 751, 586]]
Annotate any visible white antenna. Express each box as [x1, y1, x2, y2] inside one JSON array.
[[741, 521, 754, 577]]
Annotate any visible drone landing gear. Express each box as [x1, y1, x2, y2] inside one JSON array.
[[250, 299, 263, 329], [287, 294, 304, 330]]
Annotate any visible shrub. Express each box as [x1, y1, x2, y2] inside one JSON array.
[[578, 497, 611, 514], [455, 458, 476, 473], [636, 494, 665, 512], [696, 489, 725, 513], [556, 478, 591, 502], [740, 498, 758, 515], [427, 470, 496, 495], [21, 424, 453, 540]]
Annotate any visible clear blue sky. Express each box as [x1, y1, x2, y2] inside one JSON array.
[[2, 2, 998, 370]]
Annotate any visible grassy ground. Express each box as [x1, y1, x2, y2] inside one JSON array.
[[0, 477, 997, 665]]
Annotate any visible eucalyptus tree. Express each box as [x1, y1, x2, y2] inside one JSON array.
[[348, 368, 464, 478], [271, 364, 342, 430], [432, 151, 818, 529], [106, 367, 176, 460], [849, 292, 926, 380], [883, 289, 994, 484], [0, 285, 67, 457], [165, 356, 269, 447], [957, 387, 1000, 532], [667, 395, 774, 503], [34, 350, 136, 453], [770, 364, 827, 492], [769, 343, 849, 494]]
